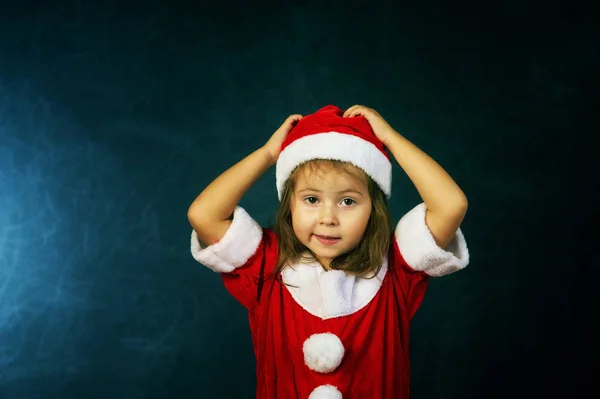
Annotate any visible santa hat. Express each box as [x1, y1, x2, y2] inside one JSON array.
[[276, 105, 392, 200]]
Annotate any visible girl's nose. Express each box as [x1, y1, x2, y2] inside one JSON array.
[[319, 206, 338, 225]]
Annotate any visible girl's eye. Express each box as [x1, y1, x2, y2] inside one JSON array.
[[342, 198, 356, 206], [304, 196, 318, 204]]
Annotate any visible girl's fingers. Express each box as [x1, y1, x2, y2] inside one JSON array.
[[345, 105, 366, 117], [344, 105, 358, 117], [283, 115, 302, 128]]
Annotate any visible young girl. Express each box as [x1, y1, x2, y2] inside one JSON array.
[[188, 104, 470, 399]]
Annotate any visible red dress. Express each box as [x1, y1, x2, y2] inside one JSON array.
[[190, 203, 469, 399]]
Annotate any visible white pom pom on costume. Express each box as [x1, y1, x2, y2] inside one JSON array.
[[303, 332, 345, 373], [308, 384, 343, 399]]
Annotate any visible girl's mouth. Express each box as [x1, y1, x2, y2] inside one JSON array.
[[314, 235, 341, 245]]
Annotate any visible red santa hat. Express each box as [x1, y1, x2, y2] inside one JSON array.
[[276, 104, 392, 200]]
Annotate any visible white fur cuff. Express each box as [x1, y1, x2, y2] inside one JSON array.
[[190, 206, 263, 273], [395, 203, 470, 276]]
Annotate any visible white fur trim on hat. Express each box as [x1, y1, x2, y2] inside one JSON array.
[[190, 206, 263, 273], [308, 385, 343, 399], [395, 202, 470, 276], [303, 333, 345, 373], [276, 132, 392, 200]]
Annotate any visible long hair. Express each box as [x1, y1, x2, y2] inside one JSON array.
[[266, 159, 392, 285]]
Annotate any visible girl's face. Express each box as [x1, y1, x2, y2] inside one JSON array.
[[290, 164, 372, 269]]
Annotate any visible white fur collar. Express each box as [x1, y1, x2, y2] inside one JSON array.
[[281, 255, 388, 320]]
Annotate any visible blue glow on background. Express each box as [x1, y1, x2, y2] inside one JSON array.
[[0, 82, 90, 389], [0, 74, 248, 397]]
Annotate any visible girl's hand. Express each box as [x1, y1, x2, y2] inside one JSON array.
[[264, 114, 303, 163], [343, 105, 396, 146]]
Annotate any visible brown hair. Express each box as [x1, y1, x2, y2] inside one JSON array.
[[266, 159, 392, 286]]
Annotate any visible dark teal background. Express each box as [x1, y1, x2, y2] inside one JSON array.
[[0, 1, 596, 398]]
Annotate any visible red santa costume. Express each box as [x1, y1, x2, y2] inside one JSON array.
[[190, 105, 470, 399]]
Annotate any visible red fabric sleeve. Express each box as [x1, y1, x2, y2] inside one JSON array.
[[389, 202, 470, 319], [220, 228, 278, 310], [190, 206, 278, 310], [388, 235, 429, 320]]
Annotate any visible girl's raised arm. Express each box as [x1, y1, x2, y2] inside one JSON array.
[[187, 114, 302, 246], [187, 147, 275, 246]]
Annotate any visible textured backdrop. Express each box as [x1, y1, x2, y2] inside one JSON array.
[[0, 1, 596, 398]]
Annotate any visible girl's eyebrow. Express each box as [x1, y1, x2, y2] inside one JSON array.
[[297, 188, 364, 196]]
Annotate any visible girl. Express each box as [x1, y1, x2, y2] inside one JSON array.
[[188, 104, 470, 399]]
